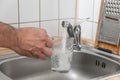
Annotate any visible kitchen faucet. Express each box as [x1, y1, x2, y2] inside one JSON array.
[[62, 21, 81, 50], [73, 24, 81, 50]]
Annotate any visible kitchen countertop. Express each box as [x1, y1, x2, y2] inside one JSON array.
[[106, 76, 120, 80], [0, 48, 14, 56]]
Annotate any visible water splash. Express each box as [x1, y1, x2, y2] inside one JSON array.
[[61, 27, 67, 53]]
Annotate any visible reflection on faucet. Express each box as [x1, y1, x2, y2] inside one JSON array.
[[73, 25, 81, 50]]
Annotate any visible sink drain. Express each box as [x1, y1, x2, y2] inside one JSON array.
[[95, 60, 106, 69]]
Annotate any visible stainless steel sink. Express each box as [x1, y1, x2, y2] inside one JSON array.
[[0, 46, 120, 80]]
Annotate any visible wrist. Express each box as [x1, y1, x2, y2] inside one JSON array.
[[8, 28, 19, 50], [0, 22, 19, 50]]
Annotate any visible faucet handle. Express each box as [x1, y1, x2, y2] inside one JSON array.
[[62, 21, 74, 37], [62, 21, 70, 28]]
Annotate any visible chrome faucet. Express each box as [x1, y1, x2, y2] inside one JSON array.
[[73, 25, 81, 50], [62, 21, 81, 50]]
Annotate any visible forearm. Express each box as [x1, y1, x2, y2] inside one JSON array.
[[0, 22, 18, 49]]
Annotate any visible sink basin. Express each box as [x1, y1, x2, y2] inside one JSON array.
[[0, 47, 120, 80]]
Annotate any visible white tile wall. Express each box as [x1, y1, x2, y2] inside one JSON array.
[[92, 23, 98, 41], [0, 0, 101, 39], [78, 0, 101, 40], [78, 0, 94, 21], [41, 0, 58, 20], [20, 22, 39, 28], [0, 0, 18, 23], [60, 0, 75, 19], [93, 0, 101, 22], [41, 21, 58, 37], [80, 21, 93, 40], [19, 0, 39, 22], [10, 24, 18, 29]]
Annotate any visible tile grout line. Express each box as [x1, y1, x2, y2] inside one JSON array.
[[92, 0, 95, 40], [18, 0, 20, 28], [39, 0, 41, 28], [58, 0, 60, 37], [77, 18, 98, 23], [9, 18, 75, 25]]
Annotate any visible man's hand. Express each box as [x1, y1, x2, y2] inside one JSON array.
[[0, 22, 53, 59], [14, 27, 53, 60]]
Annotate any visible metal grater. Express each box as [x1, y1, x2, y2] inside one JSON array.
[[105, 0, 120, 18], [98, 0, 120, 46]]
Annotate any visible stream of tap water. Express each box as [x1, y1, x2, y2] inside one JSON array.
[[61, 28, 67, 53]]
